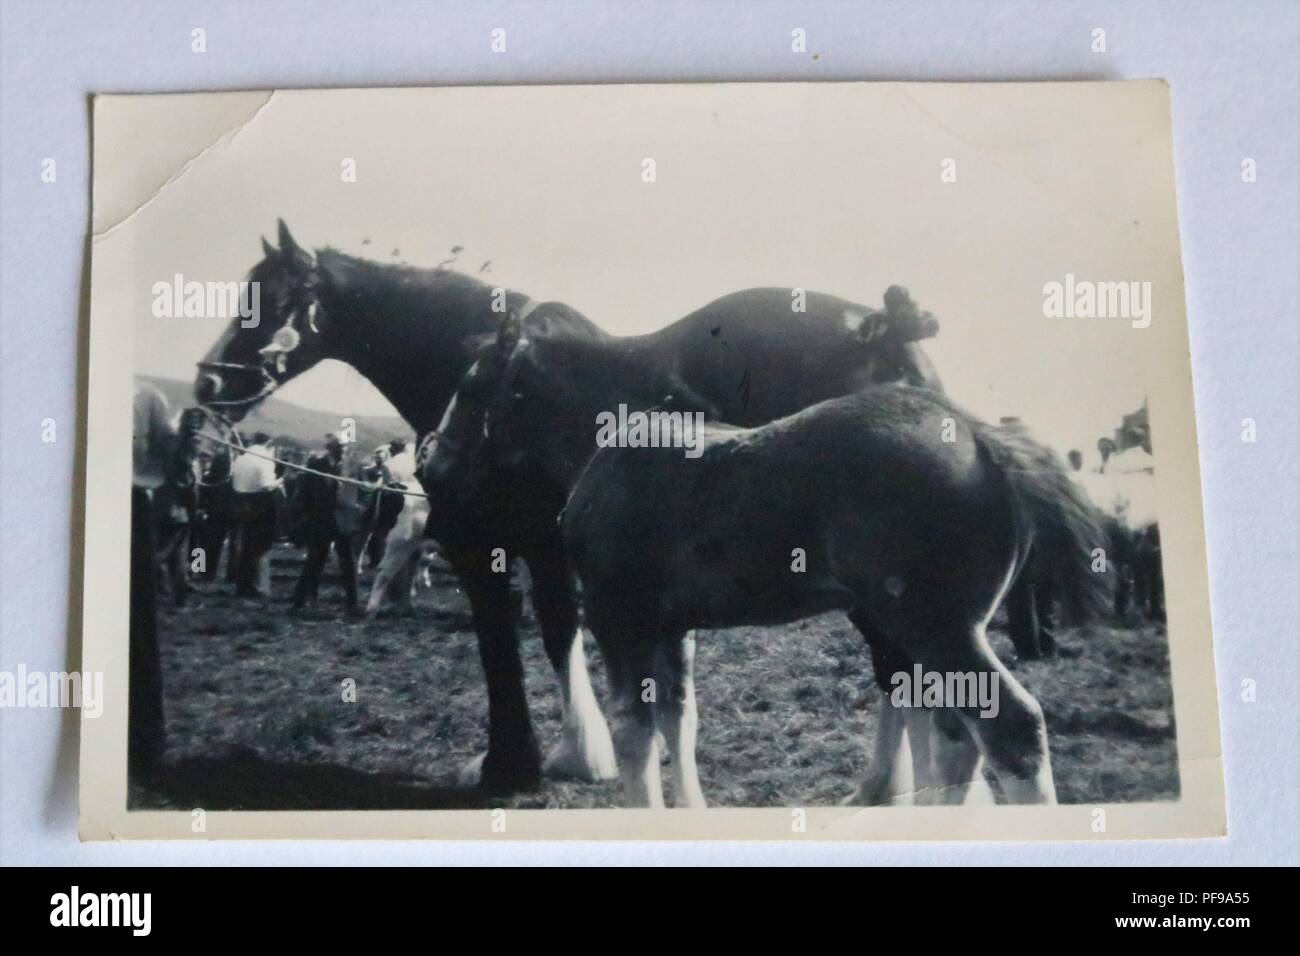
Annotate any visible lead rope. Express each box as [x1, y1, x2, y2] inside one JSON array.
[[196, 432, 433, 499], [188, 402, 441, 499]]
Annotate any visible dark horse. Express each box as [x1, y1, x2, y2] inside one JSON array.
[[197, 221, 945, 793], [427, 316, 1112, 806]]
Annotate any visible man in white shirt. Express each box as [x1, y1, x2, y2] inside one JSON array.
[[231, 435, 280, 493], [385, 438, 418, 486], [230, 432, 282, 597]]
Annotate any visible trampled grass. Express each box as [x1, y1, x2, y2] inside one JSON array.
[[134, 546, 1177, 811]]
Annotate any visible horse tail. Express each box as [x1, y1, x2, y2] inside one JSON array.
[[970, 421, 1114, 622]]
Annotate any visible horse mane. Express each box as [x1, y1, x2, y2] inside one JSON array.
[[522, 301, 608, 341], [316, 248, 495, 302]]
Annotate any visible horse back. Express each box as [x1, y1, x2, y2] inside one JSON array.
[[564, 389, 1008, 630], [647, 288, 940, 424]]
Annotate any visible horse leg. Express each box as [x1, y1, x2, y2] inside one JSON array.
[[1005, 568, 1043, 660], [843, 698, 911, 806], [929, 707, 986, 805], [544, 628, 617, 782], [593, 626, 662, 808], [653, 631, 706, 808], [922, 627, 1056, 804], [904, 709, 943, 805], [844, 609, 916, 806], [447, 544, 542, 794], [524, 548, 616, 782]]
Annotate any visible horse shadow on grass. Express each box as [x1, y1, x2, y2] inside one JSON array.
[[132, 746, 486, 811]]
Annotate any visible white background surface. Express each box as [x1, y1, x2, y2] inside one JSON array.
[[1, 0, 1296, 866]]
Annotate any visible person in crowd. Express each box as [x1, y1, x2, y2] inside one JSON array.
[[223, 432, 245, 577], [278, 447, 308, 546], [194, 444, 234, 584], [1067, 448, 1084, 472], [367, 445, 392, 481], [1096, 436, 1117, 473], [151, 420, 200, 607], [385, 437, 417, 485], [371, 438, 417, 568], [291, 433, 364, 616], [229, 431, 282, 598], [358, 446, 395, 569], [1104, 434, 1158, 620]]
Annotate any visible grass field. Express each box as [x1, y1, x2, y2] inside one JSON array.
[[132, 544, 1179, 811]]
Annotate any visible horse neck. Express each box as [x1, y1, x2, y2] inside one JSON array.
[[315, 270, 497, 435], [536, 337, 681, 484], [344, 348, 461, 436]]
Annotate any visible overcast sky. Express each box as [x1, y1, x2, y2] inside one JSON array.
[[102, 82, 1183, 466]]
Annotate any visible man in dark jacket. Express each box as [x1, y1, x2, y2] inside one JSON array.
[[291, 433, 363, 615], [358, 445, 399, 569], [195, 445, 234, 584]]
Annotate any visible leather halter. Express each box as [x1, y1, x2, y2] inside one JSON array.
[[194, 300, 318, 408]]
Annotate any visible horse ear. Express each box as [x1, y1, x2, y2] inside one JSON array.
[[261, 235, 276, 258], [277, 219, 299, 256], [277, 218, 317, 269]]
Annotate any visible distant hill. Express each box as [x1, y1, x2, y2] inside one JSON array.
[[139, 375, 414, 454]]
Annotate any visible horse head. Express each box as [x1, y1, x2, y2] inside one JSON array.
[[421, 306, 537, 502], [849, 286, 944, 390], [853, 286, 941, 345], [193, 219, 335, 420]]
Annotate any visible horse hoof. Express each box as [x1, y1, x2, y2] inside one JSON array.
[[460, 752, 544, 795], [457, 753, 487, 788], [543, 733, 618, 783], [841, 779, 908, 808]]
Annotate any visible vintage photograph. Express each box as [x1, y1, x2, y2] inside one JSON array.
[[81, 81, 1224, 839]]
